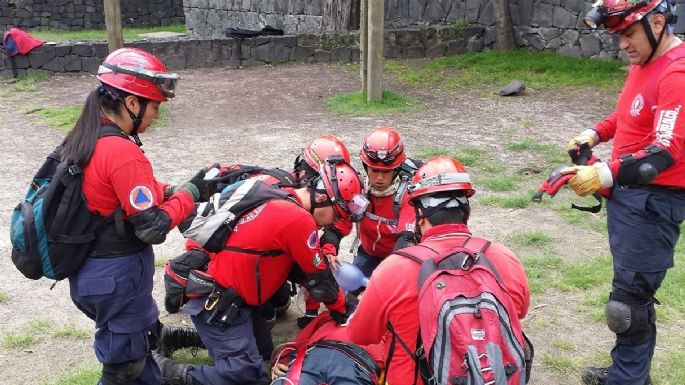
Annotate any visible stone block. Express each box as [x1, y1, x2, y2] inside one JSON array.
[[12, 54, 30, 69], [531, 3, 553, 27], [64, 55, 82, 72], [552, 6, 577, 28], [314, 50, 332, 63], [524, 33, 545, 50], [465, 0, 481, 23], [557, 44, 581, 57], [561, 29, 580, 44], [425, 43, 447, 58], [395, 29, 422, 46], [468, 35, 484, 52], [420, 28, 439, 48], [293, 46, 314, 61], [331, 46, 351, 62], [252, 42, 274, 62], [447, 39, 468, 55], [384, 44, 403, 59], [405, 46, 425, 58], [42, 56, 66, 72], [562, 0, 584, 14], [424, 3, 445, 22], [350, 47, 361, 62], [478, 0, 495, 26], [446, 1, 466, 21], [538, 27, 560, 41], [81, 56, 101, 73], [546, 37, 563, 49], [579, 33, 601, 57], [28, 47, 56, 69], [273, 44, 293, 61]]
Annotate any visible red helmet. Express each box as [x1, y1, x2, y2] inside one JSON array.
[[360, 126, 407, 170], [302, 136, 351, 169], [586, 0, 665, 33], [97, 47, 179, 103], [408, 156, 475, 199], [317, 158, 369, 222]]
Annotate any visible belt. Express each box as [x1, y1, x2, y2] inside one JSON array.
[[91, 219, 147, 257], [618, 184, 685, 194], [312, 340, 381, 379]]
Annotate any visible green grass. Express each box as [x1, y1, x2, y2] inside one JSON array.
[[12, 72, 51, 92], [30, 24, 186, 42], [52, 324, 90, 338], [149, 104, 170, 129], [508, 139, 568, 164], [29, 319, 52, 332], [552, 339, 575, 351], [3, 333, 37, 349], [0, 291, 7, 303], [475, 174, 519, 191], [37, 106, 83, 133], [557, 255, 612, 291], [325, 90, 420, 116], [653, 350, 685, 385], [480, 194, 530, 209], [541, 353, 581, 375], [512, 231, 553, 247], [423, 50, 626, 90], [520, 254, 564, 294], [42, 366, 101, 385]]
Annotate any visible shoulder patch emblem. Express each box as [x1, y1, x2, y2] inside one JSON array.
[[129, 185, 154, 210], [307, 231, 319, 249], [313, 253, 322, 267]]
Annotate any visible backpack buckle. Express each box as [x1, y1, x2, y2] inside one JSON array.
[[460, 252, 480, 270], [67, 164, 82, 175]]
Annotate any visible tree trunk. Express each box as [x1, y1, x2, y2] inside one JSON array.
[[494, 0, 515, 50]]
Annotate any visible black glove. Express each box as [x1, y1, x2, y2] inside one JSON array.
[[188, 168, 219, 202], [330, 294, 359, 325]]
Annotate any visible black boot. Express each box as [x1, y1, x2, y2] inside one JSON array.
[[156, 324, 205, 357], [296, 309, 318, 329], [582, 367, 652, 385], [153, 352, 194, 385]]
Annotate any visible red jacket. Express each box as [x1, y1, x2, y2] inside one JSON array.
[[207, 192, 345, 312], [323, 189, 415, 259], [346, 224, 530, 385], [594, 44, 685, 188], [82, 135, 195, 228]]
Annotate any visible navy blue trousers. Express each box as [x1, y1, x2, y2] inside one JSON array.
[[353, 247, 382, 278], [69, 246, 160, 385], [184, 298, 267, 385], [274, 344, 377, 385], [605, 187, 685, 385]]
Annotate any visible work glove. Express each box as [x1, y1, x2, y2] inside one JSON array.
[[330, 293, 359, 325], [560, 162, 613, 197], [186, 167, 220, 202], [566, 129, 599, 158]]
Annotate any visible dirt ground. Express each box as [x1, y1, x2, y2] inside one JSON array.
[[0, 62, 619, 384]]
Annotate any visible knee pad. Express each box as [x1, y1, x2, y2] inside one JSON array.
[[101, 357, 146, 385], [606, 291, 655, 346]]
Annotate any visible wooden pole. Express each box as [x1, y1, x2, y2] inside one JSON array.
[[104, 0, 124, 53], [366, 0, 384, 101], [360, 0, 368, 95], [493, 0, 515, 50]]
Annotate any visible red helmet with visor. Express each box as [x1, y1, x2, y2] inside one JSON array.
[[408, 156, 475, 199], [302, 136, 351, 170], [586, 0, 664, 33], [97, 47, 179, 103], [317, 157, 369, 222], [360, 126, 407, 170]]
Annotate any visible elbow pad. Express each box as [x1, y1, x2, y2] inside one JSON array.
[[616, 145, 674, 185], [320, 226, 343, 254], [303, 269, 340, 304], [129, 207, 172, 244], [394, 231, 417, 251]]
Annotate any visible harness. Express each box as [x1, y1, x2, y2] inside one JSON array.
[[286, 340, 381, 385]]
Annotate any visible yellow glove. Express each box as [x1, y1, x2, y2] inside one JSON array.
[[560, 163, 613, 197], [566, 130, 599, 153]]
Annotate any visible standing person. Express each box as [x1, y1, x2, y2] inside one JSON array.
[[298, 126, 419, 328], [66, 48, 216, 385], [155, 159, 368, 385], [564, 1, 685, 384], [346, 156, 530, 385]]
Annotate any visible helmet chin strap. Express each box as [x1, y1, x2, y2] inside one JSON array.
[[123, 100, 148, 147], [641, 16, 668, 65]]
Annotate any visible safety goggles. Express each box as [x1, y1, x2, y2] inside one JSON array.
[[98, 63, 179, 98], [363, 142, 403, 165], [407, 172, 472, 193], [586, 0, 650, 29]]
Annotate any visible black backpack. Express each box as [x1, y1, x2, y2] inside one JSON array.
[[9, 126, 125, 280]]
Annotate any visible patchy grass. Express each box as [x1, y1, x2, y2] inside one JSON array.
[[12, 72, 51, 92], [552, 339, 575, 351], [52, 324, 90, 338], [541, 353, 582, 375], [557, 255, 612, 292], [520, 253, 564, 294], [474, 174, 519, 192], [512, 231, 553, 248], [3, 333, 37, 349], [42, 366, 101, 385], [0, 291, 8, 303], [325, 90, 420, 116], [149, 105, 170, 129], [29, 319, 52, 333], [37, 106, 83, 133], [30, 24, 187, 42], [508, 139, 568, 164], [480, 194, 530, 209], [416, 147, 451, 159]]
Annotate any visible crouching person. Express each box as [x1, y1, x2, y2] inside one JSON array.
[[155, 159, 368, 385]]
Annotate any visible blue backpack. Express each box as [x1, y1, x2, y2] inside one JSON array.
[[10, 126, 124, 280]]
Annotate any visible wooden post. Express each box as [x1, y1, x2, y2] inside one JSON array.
[[493, 0, 515, 50], [366, 0, 384, 101], [360, 0, 368, 95], [104, 0, 124, 53]]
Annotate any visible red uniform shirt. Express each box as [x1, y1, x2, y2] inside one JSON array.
[[207, 193, 345, 312], [594, 44, 685, 188], [82, 135, 195, 228], [323, 188, 415, 259], [346, 224, 530, 385]]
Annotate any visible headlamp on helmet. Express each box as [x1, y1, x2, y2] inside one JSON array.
[[98, 63, 179, 99]]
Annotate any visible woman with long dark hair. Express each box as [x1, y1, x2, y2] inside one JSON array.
[[65, 47, 215, 385]]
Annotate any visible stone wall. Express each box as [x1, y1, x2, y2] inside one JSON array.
[[0, 24, 489, 76], [0, 0, 184, 32], [183, 0, 354, 38], [184, 0, 685, 59]]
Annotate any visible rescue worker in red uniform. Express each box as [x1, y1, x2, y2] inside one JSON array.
[[65, 48, 217, 385], [564, 1, 685, 384], [298, 126, 419, 328], [346, 156, 530, 385], [156, 159, 368, 385]]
